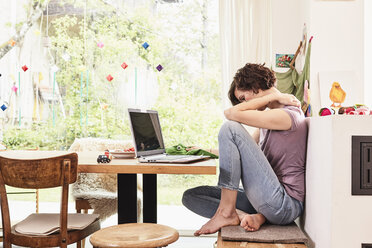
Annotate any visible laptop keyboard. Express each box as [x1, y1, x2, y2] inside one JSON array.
[[161, 155, 190, 160], [145, 154, 197, 161]]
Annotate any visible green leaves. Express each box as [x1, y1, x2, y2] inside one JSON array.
[[4, 0, 221, 153]]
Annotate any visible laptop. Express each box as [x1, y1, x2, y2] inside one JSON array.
[[128, 108, 209, 163]]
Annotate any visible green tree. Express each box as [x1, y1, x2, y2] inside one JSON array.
[[5, 0, 222, 151], [3, 0, 222, 205]]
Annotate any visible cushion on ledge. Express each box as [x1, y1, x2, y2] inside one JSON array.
[[221, 222, 308, 244]]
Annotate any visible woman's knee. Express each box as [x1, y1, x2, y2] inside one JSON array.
[[258, 201, 301, 225], [218, 121, 243, 139], [182, 186, 204, 208], [182, 188, 194, 208], [264, 211, 296, 225], [182, 186, 219, 208], [218, 121, 254, 145]]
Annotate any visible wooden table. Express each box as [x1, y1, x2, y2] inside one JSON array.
[[0, 151, 216, 224], [78, 152, 216, 224]]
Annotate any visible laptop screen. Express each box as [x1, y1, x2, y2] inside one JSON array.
[[128, 109, 166, 157]]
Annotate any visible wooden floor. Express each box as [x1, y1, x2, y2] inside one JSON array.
[[216, 232, 307, 248]]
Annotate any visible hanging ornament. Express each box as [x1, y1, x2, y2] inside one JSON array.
[[106, 74, 113, 82], [97, 42, 104, 48], [62, 52, 71, 61], [1, 104, 7, 111], [142, 42, 149, 49], [121, 62, 128, 70], [22, 65, 28, 72], [11, 85, 18, 93], [8, 39, 16, 46], [156, 64, 163, 72]]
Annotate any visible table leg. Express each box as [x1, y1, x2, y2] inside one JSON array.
[[118, 173, 137, 224], [143, 174, 157, 223]]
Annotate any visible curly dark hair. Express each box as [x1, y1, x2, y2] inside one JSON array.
[[228, 63, 276, 105]]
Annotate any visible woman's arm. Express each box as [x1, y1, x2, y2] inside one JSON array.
[[186, 146, 219, 156], [224, 92, 300, 130], [208, 148, 219, 156]]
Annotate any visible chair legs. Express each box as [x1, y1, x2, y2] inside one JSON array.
[[76, 198, 93, 213], [76, 199, 92, 248]]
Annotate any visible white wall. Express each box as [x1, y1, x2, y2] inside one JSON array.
[[301, 116, 333, 248], [272, 1, 370, 247], [331, 116, 372, 247], [272, 0, 309, 72], [303, 116, 372, 248], [272, 0, 365, 114], [308, 0, 364, 113]]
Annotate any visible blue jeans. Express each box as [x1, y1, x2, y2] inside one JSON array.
[[182, 121, 303, 225]]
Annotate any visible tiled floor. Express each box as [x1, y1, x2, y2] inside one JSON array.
[[1, 201, 217, 248]]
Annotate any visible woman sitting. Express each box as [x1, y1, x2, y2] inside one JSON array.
[[182, 63, 308, 235]]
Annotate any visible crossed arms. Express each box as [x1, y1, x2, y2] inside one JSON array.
[[224, 92, 300, 131]]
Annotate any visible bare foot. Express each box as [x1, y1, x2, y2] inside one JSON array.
[[194, 209, 240, 236], [236, 209, 248, 221], [240, 213, 266, 232]]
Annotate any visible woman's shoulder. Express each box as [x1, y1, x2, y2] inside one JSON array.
[[283, 105, 306, 119], [282, 105, 303, 114], [280, 105, 307, 131]]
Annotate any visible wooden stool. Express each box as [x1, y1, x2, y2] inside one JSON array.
[[90, 223, 179, 248]]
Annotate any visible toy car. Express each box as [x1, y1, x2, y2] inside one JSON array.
[[97, 154, 111, 163]]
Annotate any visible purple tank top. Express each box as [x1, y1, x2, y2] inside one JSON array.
[[259, 106, 308, 202]]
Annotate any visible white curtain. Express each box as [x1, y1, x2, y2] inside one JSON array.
[[219, 0, 272, 108]]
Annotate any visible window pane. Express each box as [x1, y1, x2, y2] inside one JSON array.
[[0, 0, 221, 231]]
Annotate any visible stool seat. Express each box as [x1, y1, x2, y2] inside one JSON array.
[[89, 223, 179, 248]]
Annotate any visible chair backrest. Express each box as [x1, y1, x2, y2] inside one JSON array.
[[0, 152, 78, 246], [0, 152, 78, 189]]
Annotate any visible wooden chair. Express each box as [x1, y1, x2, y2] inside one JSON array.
[[5, 147, 41, 214], [89, 223, 179, 248], [76, 198, 92, 215], [0, 152, 100, 248]]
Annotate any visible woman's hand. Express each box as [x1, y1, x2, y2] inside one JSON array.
[[186, 146, 200, 151], [269, 92, 301, 107], [186, 146, 217, 155], [224, 108, 232, 119]]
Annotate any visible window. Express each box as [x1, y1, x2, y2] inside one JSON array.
[[0, 0, 221, 231]]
